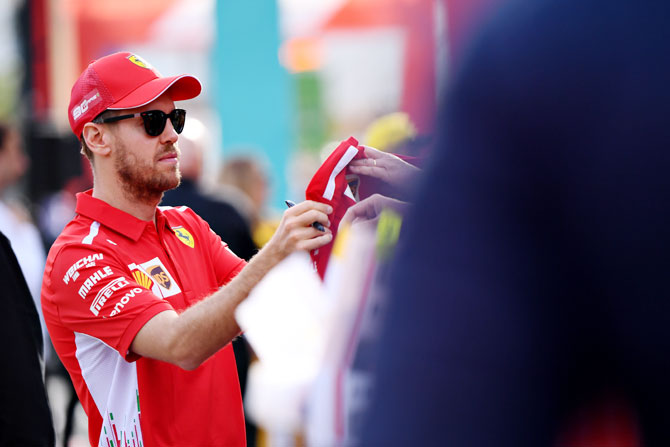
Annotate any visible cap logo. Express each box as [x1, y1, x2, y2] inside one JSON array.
[[72, 89, 102, 121], [127, 54, 151, 69]]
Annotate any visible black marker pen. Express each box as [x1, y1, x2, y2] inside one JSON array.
[[285, 200, 326, 232]]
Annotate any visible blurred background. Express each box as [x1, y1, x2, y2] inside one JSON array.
[[0, 0, 505, 213], [0, 0, 503, 445]]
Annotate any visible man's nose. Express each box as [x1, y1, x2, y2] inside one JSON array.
[[159, 118, 179, 145]]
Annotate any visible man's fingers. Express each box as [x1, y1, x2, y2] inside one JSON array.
[[292, 208, 330, 229], [287, 226, 333, 251], [285, 200, 332, 216], [297, 231, 333, 252]]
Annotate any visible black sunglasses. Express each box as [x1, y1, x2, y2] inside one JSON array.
[[95, 109, 186, 137]]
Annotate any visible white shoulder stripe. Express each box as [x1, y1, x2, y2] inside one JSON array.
[[82, 221, 100, 245], [157, 205, 188, 212]]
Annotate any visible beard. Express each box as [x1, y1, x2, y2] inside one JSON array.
[[114, 140, 181, 204]]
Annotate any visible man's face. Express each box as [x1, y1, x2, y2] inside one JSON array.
[[108, 95, 182, 203]]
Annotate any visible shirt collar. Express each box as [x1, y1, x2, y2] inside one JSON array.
[[75, 190, 171, 241]]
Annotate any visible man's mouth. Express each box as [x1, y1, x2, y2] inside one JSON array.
[[158, 152, 179, 162]]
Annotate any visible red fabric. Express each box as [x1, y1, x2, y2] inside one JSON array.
[[42, 190, 246, 447], [556, 397, 641, 447], [305, 136, 365, 277]]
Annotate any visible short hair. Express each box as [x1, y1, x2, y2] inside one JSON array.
[[80, 110, 116, 162]]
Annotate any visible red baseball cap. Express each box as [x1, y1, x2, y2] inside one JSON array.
[[68, 52, 202, 137]]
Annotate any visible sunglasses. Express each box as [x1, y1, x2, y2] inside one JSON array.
[[95, 109, 187, 137]]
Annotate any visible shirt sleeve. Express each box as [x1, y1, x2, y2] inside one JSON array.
[[208, 226, 246, 286], [46, 244, 173, 361]]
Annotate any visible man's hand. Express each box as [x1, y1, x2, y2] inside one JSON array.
[[265, 200, 333, 261], [343, 194, 407, 226], [348, 145, 420, 188]]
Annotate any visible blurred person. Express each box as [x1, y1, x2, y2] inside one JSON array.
[[35, 165, 94, 447], [358, 0, 670, 446], [42, 52, 332, 447], [0, 123, 48, 328], [0, 230, 55, 446], [219, 156, 273, 247]]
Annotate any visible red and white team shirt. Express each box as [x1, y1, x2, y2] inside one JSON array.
[[42, 190, 247, 447]]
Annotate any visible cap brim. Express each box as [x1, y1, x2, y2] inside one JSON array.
[[108, 75, 202, 110]]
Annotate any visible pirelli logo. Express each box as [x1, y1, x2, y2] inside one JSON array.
[[90, 277, 129, 316]]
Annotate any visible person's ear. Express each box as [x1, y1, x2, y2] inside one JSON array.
[[82, 122, 112, 157]]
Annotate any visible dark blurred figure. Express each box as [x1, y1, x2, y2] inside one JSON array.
[[219, 156, 273, 248], [359, 1, 670, 446], [161, 119, 258, 447], [0, 230, 55, 446]]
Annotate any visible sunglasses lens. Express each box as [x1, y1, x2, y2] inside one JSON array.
[[141, 111, 167, 137], [140, 109, 187, 136], [170, 109, 186, 134]]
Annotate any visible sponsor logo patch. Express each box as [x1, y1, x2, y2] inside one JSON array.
[[148, 265, 171, 290], [127, 257, 180, 298], [90, 277, 129, 316], [109, 287, 144, 317], [132, 270, 155, 290], [78, 266, 113, 299], [172, 226, 195, 248], [64, 253, 104, 284]]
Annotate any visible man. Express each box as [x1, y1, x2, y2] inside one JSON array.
[[358, 0, 670, 446], [41, 52, 332, 447]]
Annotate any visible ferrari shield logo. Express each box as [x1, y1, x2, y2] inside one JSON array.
[[172, 226, 195, 248], [127, 54, 150, 69]]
